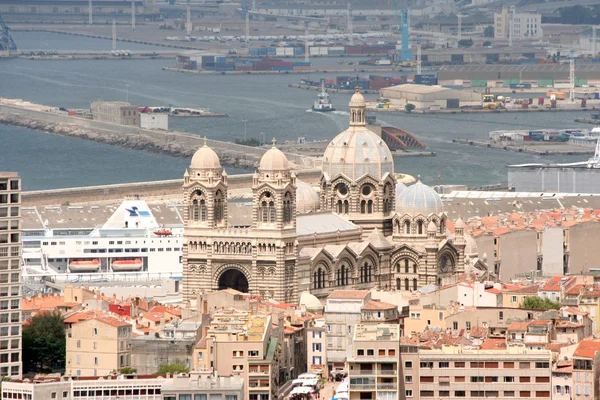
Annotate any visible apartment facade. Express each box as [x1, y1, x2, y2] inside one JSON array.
[[347, 324, 400, 400], [193, 311, 279, 400], [494, 8, 542, 41], [306, 323, 327, 377], [572, 339, 600, 400], [66, 317, 132, 377], [417, 345, 552, 400], [325, 290, 372, 371], [91, 101, 139, 126], [0, 172, 21, 379]]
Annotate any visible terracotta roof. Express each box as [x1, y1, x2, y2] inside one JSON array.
[[361, 300, 397, 311], [555, 320, 582, 328], [480, 338, 507, 350], [564, 307, 588, 316], [95, 316, 131, 328], [566, 284, 585, 296], [505, 285, 540, 294], [507, 321, 530, 331], [574, 339, 600, 359], [328, 290, 370, 300], [548, 343, 571, 353], [485, 288, 502, 295], [63, 311, 99, 324], [143, 313, 163, 322], [22, 295, 67, 311], [529, 319, 552, 326], [541, 276, 569, 292], [468, 326, 488, 338]]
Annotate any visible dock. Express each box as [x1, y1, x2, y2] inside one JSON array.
[[162, 66, 400, 76], [453, 138, 595, 155]]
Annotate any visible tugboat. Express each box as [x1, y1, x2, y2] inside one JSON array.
[[312, 82, 335, 112]]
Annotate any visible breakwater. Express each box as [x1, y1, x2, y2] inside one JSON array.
[[453, 138, 594, 155], [0, 102, 316, 170]]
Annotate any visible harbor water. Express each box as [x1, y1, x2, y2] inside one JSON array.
[[0, 32, 592, 190]]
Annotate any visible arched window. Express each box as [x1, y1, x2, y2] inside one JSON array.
[[413, 278, 418, 291], [404, 278, 409, 291], [367, 200, 373, 214], [404, 220, 411, 234], [337, 200, 343, 214], [337, 265, 349, 286], [314, 267, 326, 289], [360, 200, 366, 214], [360, 262, 372, 283], [344, 200, 349, 214], [417, 221, 423, 235], [440, 219, 446, 234], [413, 263, 417, 274], [261, 201, 268, 223], [192, 199, 199, 221], [269, 201, 275, 223], [404, 259, 409, 274], [200, 200, 207, 221], [396, 278, 401, 290], [215, 191, 224, 223], [438, 278, 442, 286], [283, 192, 292, 224]]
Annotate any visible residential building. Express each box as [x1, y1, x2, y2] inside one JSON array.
[[403, 304, 447, 335], [572, 339, 600, 400], [360, 300, 400, 324], [91, 101, 139, 126], [130, 335, 196, 375], [399, 344, 419, 400], [418, 344, 552, 400], [193, 311, 280, 400], [501, 285, 539, 308], [445, 307, 542, 334], [538, 276, 575, 304], [1, 373, 243, 400], [0, 172, 21, 379], [65, 316, 132, 377], [553, 360, 573, 400], [325, 290, 372, 372], [419, 281, 501, 308], [577, 286, 600, 333], [347, 324, 400, 400], [306, 317, 327, 377]]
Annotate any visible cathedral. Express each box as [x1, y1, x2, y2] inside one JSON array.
[[182, 90, 485, 304]]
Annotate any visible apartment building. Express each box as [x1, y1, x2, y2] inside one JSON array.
[[417, 345, 552, 400], [360, 300, 400, 325], [404, 304, 447, 335], [494, 8, 543, 41], [347, 324, 400, 400], [306, 318, 327, 377], [193, 310, 279, 400], [325, 290, 372, 372], [0, 172, 21, 379], [1, 372, 243, 400], [66, 316, 132, 377], [572, 339, 600, 400], [91, 101, 139, 126]]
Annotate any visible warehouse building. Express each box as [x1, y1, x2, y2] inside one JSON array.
[[379, 84, 481, 110], [438, 64, 600, 87], [421, 46, 546, 64], [91, 101, 139, 127]]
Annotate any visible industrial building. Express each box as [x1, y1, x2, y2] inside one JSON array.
[[91, 101, 139, 127], [437, 64, 600, 87], [140, 112, 168, 131], [422, 47, 546, 65], [494, 8, 543, 41], [379, 84, 481, 110]]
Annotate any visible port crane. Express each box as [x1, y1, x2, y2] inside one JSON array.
[[0, 14, 17, 54], [587, 138, 600, 169]]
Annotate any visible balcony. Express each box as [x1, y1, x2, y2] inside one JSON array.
[[377, 384, 397, 390], [378, 369, 397, 376], [350, 384, 376, 390], [562, 298, 579, 306], [349, 370, 375, 375], [248, 369, 269, 375]]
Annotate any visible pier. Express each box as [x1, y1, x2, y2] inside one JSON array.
[[453, 138, 595, 155]]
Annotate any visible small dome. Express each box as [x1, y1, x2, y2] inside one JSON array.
[[191, 143, 221, 170], [465, 235, 478, 255], [455, 217, 465, 229], [259, 145, 290, 171], [396, 178, 443, 215], [296, 180, 320, 214], [427, 220, 437, 233], [299, 291, 323, 311], [349, 90, 366, 107], [394, 181, 407, 210]]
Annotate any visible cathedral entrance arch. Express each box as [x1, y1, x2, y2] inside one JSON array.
[[215, 265, 250, 293]]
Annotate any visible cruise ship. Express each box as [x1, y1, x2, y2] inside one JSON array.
[[21, 200, 183, 282]]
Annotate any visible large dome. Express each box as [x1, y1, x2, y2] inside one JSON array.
[[259, 145, 289, 171], [396, 178, 443, 215], [191, 143, 221, 170], [394, 181, 407, 210], [322, 128, 394, 180], [296, 180, 320, 214]]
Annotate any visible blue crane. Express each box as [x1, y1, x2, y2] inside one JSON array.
[[0, 14, 17, 54], [391, 0, 411, 62]]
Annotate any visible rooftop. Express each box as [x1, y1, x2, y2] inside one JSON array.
[[354, 324, 400, 341], [574, 339, 600, 359], [328, 290, 371, 300], [361, 300, 398, 311]]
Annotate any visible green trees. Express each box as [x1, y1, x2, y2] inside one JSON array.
[[120, 367, 138, 374], [22, 312, 66, 374], [157, 362, 190, 375], [556, 5, 600, 24], [458, 39, 474, 48], [405, 103, 416, 113], [483, 26, 494, 38], [521, 296, 561, 311], [482, 41, 492, 47]]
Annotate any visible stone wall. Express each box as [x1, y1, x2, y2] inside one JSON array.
[[22, 169, 323, 206]]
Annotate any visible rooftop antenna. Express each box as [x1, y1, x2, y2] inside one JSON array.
[[131, 0, 135, 32], [88, 0, 93, 26], [347, 3, 353, 46], [112, 18, 116, 50]]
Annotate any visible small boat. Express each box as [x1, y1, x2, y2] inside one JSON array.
[[312, 82, 335, 112], [154, 226, 172, 236], [111, 258, 143, 272], [69, 259, 100, 273]]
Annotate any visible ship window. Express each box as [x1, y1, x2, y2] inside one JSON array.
[[149, 249, 155, 252], [92, 241, 98, 245], [117, 241, 123, 244], [124, 249, 131, 253], [109, 241, 114, 245], [141, 248, 148, 252], [125, 241, 131, 244], [158, 248, 164, 252], [166, 248, 172, 251], [98, 249, 106, 253], [174, 248, 180, 251]]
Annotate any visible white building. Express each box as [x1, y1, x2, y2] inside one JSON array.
[[140, 113, 168, 131], [495, 8, 542, 41], [0, 172, 21, 379]]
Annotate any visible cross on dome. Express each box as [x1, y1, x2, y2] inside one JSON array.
[[272, 138, 277, 147], [203, 136, 208, 146]]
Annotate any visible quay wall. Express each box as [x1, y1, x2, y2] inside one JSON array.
[[0, 103, 316, 169], [22, 169, 323, 206]]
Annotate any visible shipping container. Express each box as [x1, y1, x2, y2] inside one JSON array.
[[328, 49, 345, 55], [284, 47, 294, 56], [235, 66, 253, 72], [470, 79, 488, 88], [537, 79, 554, 87], [293, 66, 311, 71], [503, 79, 520, 87], [276, 47, 286, 56], [273, 66, 293, 71], [319, 47, 329, 55], [293, 62, 311, 67], [510, 83, 532, 89], [273, 61, 293, 67], [369, 80, 391, 90], [294, 48, 304, 56], [325, 79, 335, 85], [575, 78, 588, 86]]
